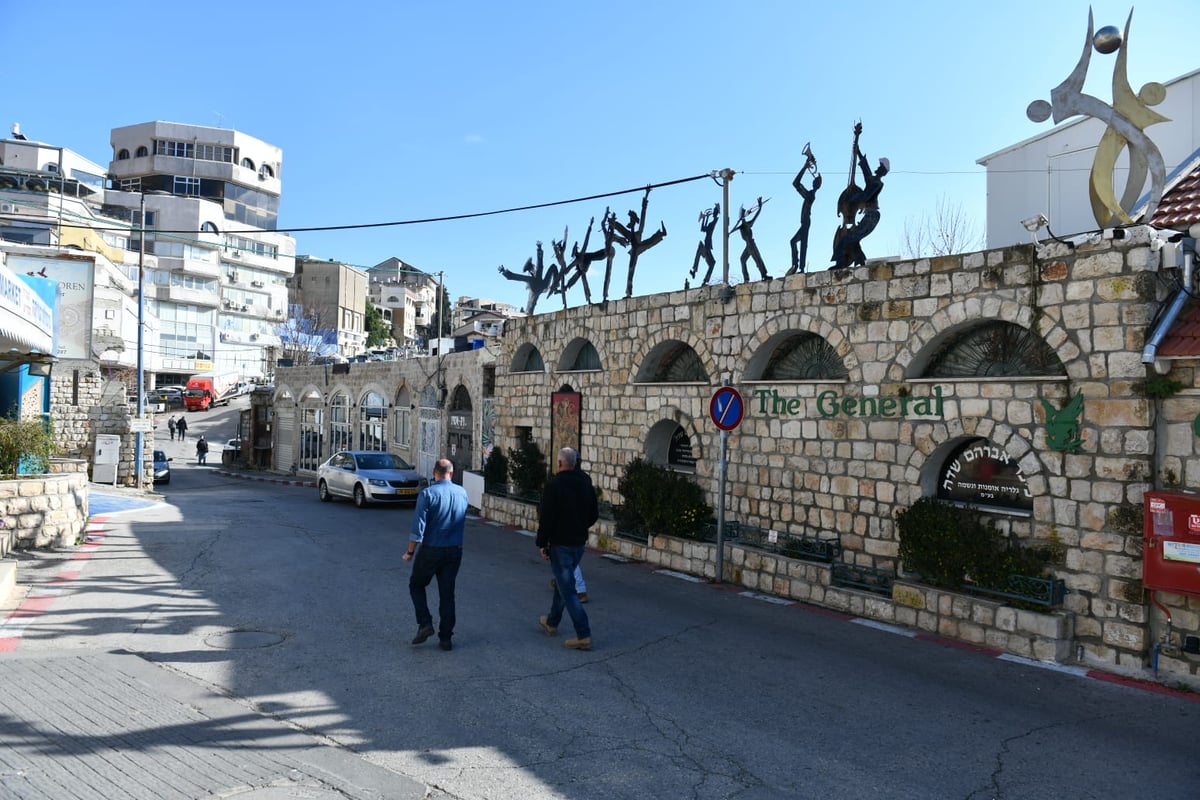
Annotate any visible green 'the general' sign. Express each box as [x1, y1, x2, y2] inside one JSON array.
[[751, 386, 947, 419]]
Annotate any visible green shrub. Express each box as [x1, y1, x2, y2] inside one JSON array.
[[896, 498, 1052, 591], [509, 439, 548, 499], [0, 413, 56, 476], [616, 457, 711, 538], [482, 447, 508, 488]]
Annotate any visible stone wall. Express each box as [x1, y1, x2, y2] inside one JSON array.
[[488, 229, 1200, 682], [0, 471, 88, 554], [49, 361, 105, 458]]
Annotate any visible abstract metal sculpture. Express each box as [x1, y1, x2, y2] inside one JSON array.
[[1026, 9, 1167, 227]]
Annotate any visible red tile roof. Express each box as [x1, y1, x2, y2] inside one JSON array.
[[1158, 298, 1200, 358], [1151, 164, 1200, 229]]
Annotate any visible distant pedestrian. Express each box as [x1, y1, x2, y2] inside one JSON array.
[[175, 416, 188, 440], [167, 416, 177, 441], [195, 436, 208, 465], [537, 447, 598, 650], [404, 458, 469, 651]]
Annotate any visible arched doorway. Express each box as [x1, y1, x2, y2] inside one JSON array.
[[447, 385, 473, 484]]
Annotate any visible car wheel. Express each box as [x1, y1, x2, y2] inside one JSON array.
[[353, 484, 368, 508], [319, 480, 332, 502]]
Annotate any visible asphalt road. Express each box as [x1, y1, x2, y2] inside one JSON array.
[[11, 427, 1200, 799]]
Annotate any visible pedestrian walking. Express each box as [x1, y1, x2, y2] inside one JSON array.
[[175, 416, 188, 440], [537, 447, 599, 650], [195, 436, 209, 465], [404, 458, 468, 651], [167, 416, 177, 441]]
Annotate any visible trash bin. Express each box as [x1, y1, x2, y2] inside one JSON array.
[[222, 448, 238, 467]]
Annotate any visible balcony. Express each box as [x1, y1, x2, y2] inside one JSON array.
[[156, 285, 219, 307]]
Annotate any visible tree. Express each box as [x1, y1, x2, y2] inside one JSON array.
[[364, 302, 390, 348], [427, 282, 453, 340], [275, 304, 337, 366], [900, 196, 984, 258]]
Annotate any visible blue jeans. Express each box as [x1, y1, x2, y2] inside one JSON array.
[[547, 545, 590, 638], [409, 545, 463, 642]]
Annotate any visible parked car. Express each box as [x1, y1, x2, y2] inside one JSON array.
[[153, 388, 185, 408], [153, 450, 171, 485], [317, 450, 428, 508]]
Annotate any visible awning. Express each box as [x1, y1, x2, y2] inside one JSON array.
[[0, 262, 53, 355]]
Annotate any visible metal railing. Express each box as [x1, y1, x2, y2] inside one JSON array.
[[831, 563, 896, 596]]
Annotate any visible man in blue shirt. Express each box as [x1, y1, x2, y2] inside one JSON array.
[[403, 458, 469, 651]]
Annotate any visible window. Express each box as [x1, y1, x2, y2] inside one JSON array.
[[155, 140, 194, 158], [921, 321, 1064, 378], [195, 143, 233, 163], [393, 388, 411, 448], [259, 164, 274, 179], [135, 146, 149, 158], [753, 332, 848, 380], [563, 341, 601, 371], [173, 176, 201, 196], [117, 149, 130, 160], [636, 341, 706, 382], [201, 221, 219, 234], [511, 345, 544, 372], [329, 393, 350, 453], [241, 157, 256, 170], [358, 391, 387, 452]]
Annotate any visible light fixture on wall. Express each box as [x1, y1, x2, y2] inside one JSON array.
[[1020, 213, 1050, 247]]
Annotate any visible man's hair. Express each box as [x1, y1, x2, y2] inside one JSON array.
[[558, 448, 577, 469], [433, 458, 453, 477]]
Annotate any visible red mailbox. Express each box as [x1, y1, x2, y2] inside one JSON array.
[[1143, 490, 1200, 599]]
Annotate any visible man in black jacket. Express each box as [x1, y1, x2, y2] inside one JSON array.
[[536, 447, 598, 649]]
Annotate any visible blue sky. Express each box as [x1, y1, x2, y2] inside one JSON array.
[[4, 1, 1196, 310]]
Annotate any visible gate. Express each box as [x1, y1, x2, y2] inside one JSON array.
[[447, 385, 473, 485], [418, 386, 440, 478]]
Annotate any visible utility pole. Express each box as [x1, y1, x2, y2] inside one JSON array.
[[135, 192, 146, 490]]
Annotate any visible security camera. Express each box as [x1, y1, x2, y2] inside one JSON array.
[[1021, 214, 1049, 233]]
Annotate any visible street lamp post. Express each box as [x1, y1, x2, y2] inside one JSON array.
[[135, 192, 147, 489]]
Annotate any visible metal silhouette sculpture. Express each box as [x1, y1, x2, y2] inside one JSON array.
[[1026, 9, 1167, 227], [831, 123, 889, 270], [690, 203, 720, 286], [562, 217, 601, 305], [609, 188, 667, 298], [732, 196, 770, 282], [599, 208, 625, 303], [788, 144, 822, 275], [498, 240, 557, 316]]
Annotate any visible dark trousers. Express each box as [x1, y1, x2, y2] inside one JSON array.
[[409, 545, 463, 642]]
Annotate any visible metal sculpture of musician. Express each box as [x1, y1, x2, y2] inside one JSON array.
[[731, 197, 770, 282], [498, 240, 557, 315], [690, 203, 720, 285], [1026, 9, 1167, 227], [831, 123, 889, 270], [788, 143, 821, 275]]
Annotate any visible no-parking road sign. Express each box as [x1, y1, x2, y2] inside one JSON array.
[[710, 387, 744, 431]]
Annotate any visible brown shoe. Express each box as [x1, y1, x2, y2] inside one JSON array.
[[538, 616, 557, 636], [564, 637, 592, 650], [578, 592, 588, 604]]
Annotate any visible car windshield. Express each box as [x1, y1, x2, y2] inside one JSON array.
[[183, 389, 205, 397], [153, 450, 167, 461], [354, 453, 412, 471]]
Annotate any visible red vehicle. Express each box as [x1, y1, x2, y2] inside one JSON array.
[[183, 371, 241, 411]]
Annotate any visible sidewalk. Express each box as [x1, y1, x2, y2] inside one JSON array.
[[0, 649, 430, 799]]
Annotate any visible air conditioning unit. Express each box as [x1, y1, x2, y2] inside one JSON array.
[[230, 250, 242, 259], [0, 203, 15, 214], [251, 280, 264, 288]]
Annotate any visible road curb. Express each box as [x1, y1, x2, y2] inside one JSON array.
[[215, 470, 316, 488]]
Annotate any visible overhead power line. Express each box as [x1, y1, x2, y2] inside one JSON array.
[[57, 173, 714, 236]]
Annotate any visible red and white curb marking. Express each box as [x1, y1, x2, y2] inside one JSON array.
[[0, 517, 110, 652]]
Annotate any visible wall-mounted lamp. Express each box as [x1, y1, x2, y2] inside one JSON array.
[[1021, 213, 1049, 233]]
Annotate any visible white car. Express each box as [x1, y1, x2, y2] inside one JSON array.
[[317, 450, 429, 508]]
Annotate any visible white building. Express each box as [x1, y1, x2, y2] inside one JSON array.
[[106, 121, 296, 383], [368, 257, 439, 348]]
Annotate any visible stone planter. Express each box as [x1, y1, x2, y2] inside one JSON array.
[[0, 469, 89, 554]]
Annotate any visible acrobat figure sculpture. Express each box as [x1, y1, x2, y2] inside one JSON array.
[[599, 207, 625, 304], [610, 188, 667, 299], [561, 216, 603, 305], [498, 240, 557, 315], [831, 123, 888, 270], [788, 144, 821, 275], [731, 197, 770, 282], [690, 203, 720, 285]]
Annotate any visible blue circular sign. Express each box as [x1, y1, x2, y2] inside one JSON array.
[[710, 387, 744, 431]]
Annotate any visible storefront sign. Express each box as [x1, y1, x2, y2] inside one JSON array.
[[937, 439, 1033, 511], [750, 386, 946, 419]]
